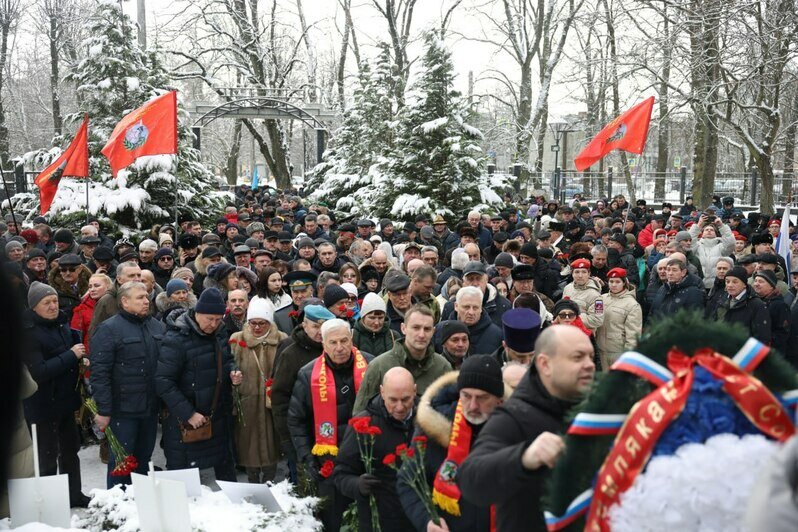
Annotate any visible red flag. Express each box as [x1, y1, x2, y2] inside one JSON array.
[[34, 115, 90, 215], [101, 91, 178, 177], [573, 96, 654, 172]]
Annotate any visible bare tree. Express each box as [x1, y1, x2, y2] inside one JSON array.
[[0, 0, 21, 166], [370, 0, 417, 104]]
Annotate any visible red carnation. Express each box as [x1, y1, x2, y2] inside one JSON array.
[[238, 340, 247, 348], [288, 310, 299, 319], [412, 435, 428, 448], [320, 459, 335, 478], [405, 448, 416, 459], [346, 310, 354, 319], [228, 339, 237, 345], [338, 304, 347, 312], [367, 426, 382, 436], [382, 453, 397, 467], [350, 416, 372, 435], [265, 378, 274, 398], [396, 443, 408, 456]]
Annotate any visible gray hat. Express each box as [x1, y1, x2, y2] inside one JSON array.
[[58, 253, 82, 267], [384, 272, 411, 292], [28, 281, 57, 309], [202, 233, 222, 245], [754, 269, 778, 288], [233, 244, 251, 255], [494, 252, 514, 268], [5, 214, 21, 224], [463, 261, 487, 277], [675, 231, 692, 243], [297, 237, 315, 249], [5, 240, 23, 253], [246, 222, 265, 236]]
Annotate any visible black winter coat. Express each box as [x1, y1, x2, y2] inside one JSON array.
[[532, 259, 560, 301], [649, 273, 705, 320], [270, 326, 323, 446], [352, 319, 399, 357], [458, 370, 577, 532], [90, 310, 166, 418], [708, 289, 772, 345], [397, 372, 490, 532], [465, 314, 503, 355], [287, 351, 374, 475], [760, 292, 791, 355], [787, 295, 798, 369], [442, 285, 511, 329], [334, 395, 416, 532], [21, 310, 81, 424], [155, 310, 237, 470]]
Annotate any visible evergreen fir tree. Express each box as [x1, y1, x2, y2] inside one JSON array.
[[306, 44, 399, 215], [14, 0, 226, 229], [374, 31, 498, 220]]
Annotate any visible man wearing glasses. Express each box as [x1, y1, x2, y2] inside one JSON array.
[[47, 253, 91, 320]]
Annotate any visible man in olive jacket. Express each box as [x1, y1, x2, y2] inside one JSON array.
[[353, 305, 451, 413], [458, 326, 596, 531], [90, 281, 165, 487]]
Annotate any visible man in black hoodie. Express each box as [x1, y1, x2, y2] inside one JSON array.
[[459, 325, 595, 532]]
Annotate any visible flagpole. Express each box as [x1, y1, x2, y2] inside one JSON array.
[[86, 178, 90, 225], [0, 166, 18, 225], [173, 154, 179, 227]]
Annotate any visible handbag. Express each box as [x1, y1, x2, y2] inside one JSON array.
[[179, 344, 223, 444]]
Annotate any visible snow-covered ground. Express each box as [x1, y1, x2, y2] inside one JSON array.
[[2, 435, 311, 531]]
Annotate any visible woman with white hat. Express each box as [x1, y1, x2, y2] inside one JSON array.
[[351, 292, 399, 356], [228, 298, 288, 483]]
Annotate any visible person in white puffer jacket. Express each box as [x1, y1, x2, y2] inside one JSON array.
[[688, 215, 735, 289]]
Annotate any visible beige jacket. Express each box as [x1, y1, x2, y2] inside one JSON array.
[[563, 278, 605, 331], [595, 289, 643, 369]]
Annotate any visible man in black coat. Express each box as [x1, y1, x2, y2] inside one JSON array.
[[288, 318, 374, 531], [156, 288, 242, 481], [649, 258, 705, 320], [706, 266, 771, 344], [398, 356, 505, 532], [459, 326, 596, 532], [334, 367, 417, 532], [441, 262, 511, 328], [787, 268, 798, 369], [753, 269, 791, 355], [90, 281, 166, 487], [22, 282, 90, 507], [518, 244, 559, 301]]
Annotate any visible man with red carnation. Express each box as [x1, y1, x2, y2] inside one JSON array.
[[333, 367, 418, 531], [287, 318, 374, 531], [398, 355, 505, 531]]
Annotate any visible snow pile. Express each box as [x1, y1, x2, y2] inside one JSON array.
[[609, 434, 778, 532], [0, 521, 85, 531], [72, 480, 321, 532]]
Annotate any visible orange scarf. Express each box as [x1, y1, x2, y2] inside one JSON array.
[[310, 348, 368, 456]]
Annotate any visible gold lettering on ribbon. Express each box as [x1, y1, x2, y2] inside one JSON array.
[[659, 382, 679, 403], [624, 436, 641, 458], [647, 401, 665, 423], [635, 417, 653, 440], [738, 382, 759, 395], [318, 362, 328, 402], [613, 455, 629, 476]]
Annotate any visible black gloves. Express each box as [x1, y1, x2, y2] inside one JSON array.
[[358, 473, 381, 496]]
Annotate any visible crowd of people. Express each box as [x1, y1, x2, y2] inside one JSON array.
[[3, 187, 798, 531]]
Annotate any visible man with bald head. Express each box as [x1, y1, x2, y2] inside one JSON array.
[[460, 325, 595, 531], [334, 367, 417, 531]]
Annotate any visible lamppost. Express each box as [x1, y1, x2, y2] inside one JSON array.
[[549, 120, 575, 203]]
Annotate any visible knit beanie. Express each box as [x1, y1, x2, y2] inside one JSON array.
[[28, 281, 57, 309], [520, 242, 538, 258], [207, 262, 236, 282], [675, 231, 692, 243], [360, 292, 387, 316], [195, 287, 227, 315], [457, 355, 503, 397], [166, 279, 189, 297], [247, 297, 273, 322], [53, 228, 74, 244], [725, 266, 749, 284], [754, 269, 778, 289], [440, 320, 469, 344], [494, 252, 514, 268], [5, 240, 23, 253], [553, 298, 580, 317], [323, 284, 350, 309]]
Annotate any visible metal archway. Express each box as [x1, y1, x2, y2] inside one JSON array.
[[191, 96, 334, 163]]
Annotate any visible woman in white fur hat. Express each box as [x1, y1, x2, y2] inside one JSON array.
[[228, 297, 287, 483]]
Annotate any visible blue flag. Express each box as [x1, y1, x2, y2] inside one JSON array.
[[251, 166, 259, 190]]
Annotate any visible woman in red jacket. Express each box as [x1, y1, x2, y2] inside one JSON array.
[[71, 273, 112, 351]]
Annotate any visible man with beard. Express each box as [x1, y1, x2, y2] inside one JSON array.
[[459, 325, 596, 531], [398, 356, 505, 532], [493, 307, 541, 366]]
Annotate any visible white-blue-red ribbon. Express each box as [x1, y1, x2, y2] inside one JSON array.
[[731, 337, 770, 373], [544, 489, 593, 531], [568, 413, 628, 436], [611, 351, 673, 386]]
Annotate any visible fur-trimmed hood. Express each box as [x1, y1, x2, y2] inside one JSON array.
[[155, 290, 197, 313], [416, 370, 514, 448]]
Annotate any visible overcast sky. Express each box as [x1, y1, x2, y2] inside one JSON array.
[[122, 0, 591, 116]]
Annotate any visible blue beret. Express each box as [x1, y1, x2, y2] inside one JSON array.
[[303, 305, 335, 323], [501, 308, 542, 353]]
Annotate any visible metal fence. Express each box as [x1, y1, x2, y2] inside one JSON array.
[[0, 168, 37, 201], [512, 167, 797, 208]]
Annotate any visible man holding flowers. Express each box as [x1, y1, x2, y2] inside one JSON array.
[[334, 367, 418, 531], [397, 355, 505, 531]]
